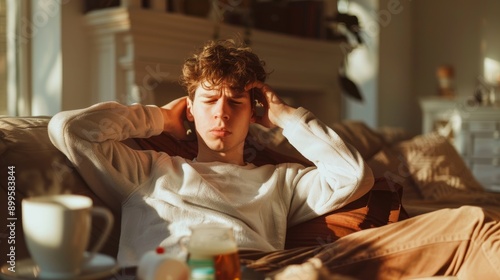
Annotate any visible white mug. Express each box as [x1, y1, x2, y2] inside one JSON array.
[[22, 194, 113, 279]]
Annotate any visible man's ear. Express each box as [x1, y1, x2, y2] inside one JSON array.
[[250, 99, 264, 123], [250, 110, 257, 123], [186, 98, 194, 121]]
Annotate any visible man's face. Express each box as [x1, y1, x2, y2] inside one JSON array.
[[187, 82, 254, 162]]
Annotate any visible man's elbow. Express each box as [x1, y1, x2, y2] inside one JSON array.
[[355, 163, 375, 196]]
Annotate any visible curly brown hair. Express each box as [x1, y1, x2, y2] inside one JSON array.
[[180, 40, 268, 100]]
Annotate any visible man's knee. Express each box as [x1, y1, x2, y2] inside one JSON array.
[[455, 205, 486, 218]]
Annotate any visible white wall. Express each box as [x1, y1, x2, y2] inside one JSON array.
[[342, 0, 379, 128], [480, 0, 500, 85], [378, 0, 413, 132], [30, 0, 89, 116], [376, 0, 500, 134], [409, 0, 500, 133], [413, 1, 481, 100], [31, 0, 62, 116], [481, 0, 500, 86], [61, 0, 90, 111], [342, 0, 414, 132]]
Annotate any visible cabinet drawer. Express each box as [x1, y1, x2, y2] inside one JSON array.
[[473, 137, 500, 156], [468, 121, 498, 132], [471, 164, 500, 191]]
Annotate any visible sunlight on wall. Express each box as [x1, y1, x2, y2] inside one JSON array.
[[32, 53, 62, 116], [31, 0, 62, 116], [345, 2, 377, 83], [347, 47, 376, 85], [338, 0, 349, 13], [47, 53, 62, 96], [342, 0, 378, 128], [348, 3, 378, 83], [483, 57, 500, 85]]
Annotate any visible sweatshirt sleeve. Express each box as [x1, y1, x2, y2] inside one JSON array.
[[282, 107, 374, 225], [48, 101, 165, 211]]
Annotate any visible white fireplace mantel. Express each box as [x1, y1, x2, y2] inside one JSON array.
[[85, 7, 344, 123]]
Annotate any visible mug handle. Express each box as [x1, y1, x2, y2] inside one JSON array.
[[83, 206, 114, 265]]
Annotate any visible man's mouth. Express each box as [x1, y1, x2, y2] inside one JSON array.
[[210, 128, 231, 137]]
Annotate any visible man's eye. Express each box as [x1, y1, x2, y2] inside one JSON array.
[[230, 100, 243, 105]]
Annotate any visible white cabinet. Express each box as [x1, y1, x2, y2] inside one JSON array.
[[452, 108, 500, 192], [420, 97, 500, 192]]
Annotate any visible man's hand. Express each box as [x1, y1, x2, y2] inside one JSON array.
[[246, 81, 296, 128], [160, 97, 194, 141]]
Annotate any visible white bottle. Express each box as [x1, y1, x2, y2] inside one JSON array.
[[137, 247, 190, 280]]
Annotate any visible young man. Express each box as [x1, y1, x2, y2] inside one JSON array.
[[49, 40, 500, 279], [48, 39, 373, 265]]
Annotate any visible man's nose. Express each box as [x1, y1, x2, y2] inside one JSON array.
[[213, 100, 229, 120]]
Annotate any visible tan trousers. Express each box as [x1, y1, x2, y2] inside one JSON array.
[[241, 206, 500, 279]]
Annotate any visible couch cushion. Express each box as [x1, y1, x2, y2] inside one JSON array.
[[330, 121, 385, 160], [392, 132, 485, 200], [0, 117, 121, 263], [367, 147, 423, 201], [0, 117, 85, 196], [376, 126, 415, 146], [392, 132, 500, 211]]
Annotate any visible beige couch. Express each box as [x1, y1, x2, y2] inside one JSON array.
[[1, 116, 498, 267]]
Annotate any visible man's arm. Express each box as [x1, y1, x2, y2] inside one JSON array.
[[282, 108, 374, 224], [247, 82, 374, 225], [48, 101, 165, 211]]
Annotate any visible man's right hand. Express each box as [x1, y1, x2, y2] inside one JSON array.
[[245, 81, 296, 129], [160, 97, 194, 141]]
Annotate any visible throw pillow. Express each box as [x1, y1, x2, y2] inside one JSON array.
[[393, 132, 484, 200]]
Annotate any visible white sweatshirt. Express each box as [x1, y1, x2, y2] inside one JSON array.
[[48, 101, 373, 266]]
